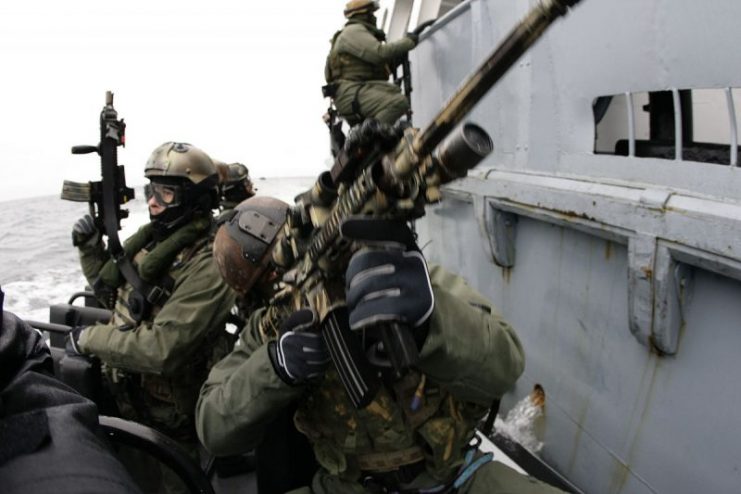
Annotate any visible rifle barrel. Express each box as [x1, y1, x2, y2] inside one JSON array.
[[413, 0, 581, 157]]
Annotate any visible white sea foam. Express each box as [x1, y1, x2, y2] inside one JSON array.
[[3, 268, 87, 322], [493, 392, 545, 453]]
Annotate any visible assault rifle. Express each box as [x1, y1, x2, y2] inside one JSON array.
[[267, 0, 584, 408], [61, 92, 162, 321], [62, 91, 133, 238]]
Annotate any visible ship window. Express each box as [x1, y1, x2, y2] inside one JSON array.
[[594, 93, 650, 155], [593, 88, 741, 166]]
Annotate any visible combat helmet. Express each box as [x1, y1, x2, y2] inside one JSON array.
[[143, 142, 219, 234], [213, 196, 289, 296], [216, 161, 255, 210], [344, 0, 379, 18]]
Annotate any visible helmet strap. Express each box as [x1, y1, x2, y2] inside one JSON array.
[[150, 204, 192, 241]]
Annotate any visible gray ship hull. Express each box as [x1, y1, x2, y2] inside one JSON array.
[[408, 0, 741, 492]]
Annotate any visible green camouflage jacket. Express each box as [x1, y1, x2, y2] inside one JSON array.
[[196, 265, 525, 490], [326, 20, 414, 83], [77, 223, 236, 436], [325, 20, 415, 124]]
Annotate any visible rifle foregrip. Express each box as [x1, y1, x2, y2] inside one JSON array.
[[71, 145, 99, 155]]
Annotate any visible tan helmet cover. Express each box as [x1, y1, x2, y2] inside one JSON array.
[[213, 196, 289, 295], [144, 142, 216, 184], [226, 163, 250, 183], [344, 0, 379, 18], [216, 161, 250, 186]]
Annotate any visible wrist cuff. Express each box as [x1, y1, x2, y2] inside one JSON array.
[[267, 341, 295, 385]]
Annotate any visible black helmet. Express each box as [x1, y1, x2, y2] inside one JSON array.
[[143, 142, 219, 235], [213, 196, 289, 296]]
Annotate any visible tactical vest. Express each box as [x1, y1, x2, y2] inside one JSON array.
[[293, 368, 488, 483], [103, 239, 233, 439], [325, 25, 390, 83]]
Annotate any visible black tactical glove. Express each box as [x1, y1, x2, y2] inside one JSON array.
[[64, 326, 86, 356], [405, 32, 419, 46], [343, 119, 401, 155], [342, 218, 434, 332], [268, 309, 331, 385], [412, 19, 436, 37], [72, 214, 99, 247]]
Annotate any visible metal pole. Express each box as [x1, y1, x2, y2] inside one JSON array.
[[725, 87, 738, 166]]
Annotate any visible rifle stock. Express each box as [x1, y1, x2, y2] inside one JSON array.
[[269, 0, 584, 408]]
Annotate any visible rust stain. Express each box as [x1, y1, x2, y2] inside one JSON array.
[[615, 356, 661, 493], [675, 320, 686, 354], [640, 266, 653, 280], [498, 199, 599, 224], [531, 383, 545, 408], [501, 266, 512, 283], [605, 240, 613, 260], [608, 461, 632, 494], [648, 335, 667, 357], [566, 394, 591, 474], [560, 209, 598, 222]]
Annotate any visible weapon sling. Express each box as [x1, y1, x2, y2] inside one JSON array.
[[68, 92, 169, 321]]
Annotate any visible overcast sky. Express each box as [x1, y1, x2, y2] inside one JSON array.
[[0, 0, 395, 201]]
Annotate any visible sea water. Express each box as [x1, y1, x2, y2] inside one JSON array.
[[0, 176, 314, 321]]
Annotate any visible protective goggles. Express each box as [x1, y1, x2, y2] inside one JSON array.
[[144, 182, 182, 207]]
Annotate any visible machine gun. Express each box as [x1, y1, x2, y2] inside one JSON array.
[[61, 92, 162, 321], [269, 0, 585, 408]]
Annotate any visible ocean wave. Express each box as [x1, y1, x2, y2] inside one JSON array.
[[1, 177, 317, 322]]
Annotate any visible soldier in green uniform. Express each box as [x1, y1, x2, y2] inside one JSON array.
[[1, 288, 143, 494], [212, 167, 262, 333], [196, 198, 565, 493], [215, 161, 256, 211], [67, 142, 236, 493], [325, 0, 418, 125]]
